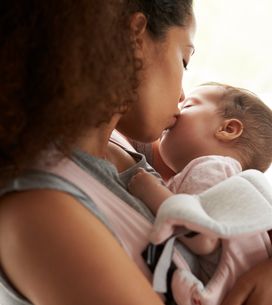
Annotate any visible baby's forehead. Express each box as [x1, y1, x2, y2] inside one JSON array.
[[189, 84, 226, 96], [187, 85, 226, 103]]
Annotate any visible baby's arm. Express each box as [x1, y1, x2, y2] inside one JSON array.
[[128, 168, 173, 214], [179, 233, 220, 255], [129, 169, 219, 255]]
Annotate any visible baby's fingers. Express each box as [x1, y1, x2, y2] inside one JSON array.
[[128, 168, 146, 192], [131, 168, 146, 182]]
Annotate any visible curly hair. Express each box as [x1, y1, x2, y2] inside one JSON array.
[[203, 82, 272, 172], [0, 0, 139, 181], [0, 0, 193, 183]]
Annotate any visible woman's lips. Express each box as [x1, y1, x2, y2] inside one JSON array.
[[166, 114, 179, 130], [161, 119, 176, 140]]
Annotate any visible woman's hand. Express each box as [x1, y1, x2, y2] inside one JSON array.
[[222, 259, 272, 305]]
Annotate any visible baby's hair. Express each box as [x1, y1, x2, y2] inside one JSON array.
[[202, 82, 272, 172]]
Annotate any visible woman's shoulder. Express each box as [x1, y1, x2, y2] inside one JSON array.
[[0, 188, 107, 264]]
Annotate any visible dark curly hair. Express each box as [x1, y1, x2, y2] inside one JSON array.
[[0, 0, 193, 182], [203, 82, 272, 172], [0, 0, 137, 180]]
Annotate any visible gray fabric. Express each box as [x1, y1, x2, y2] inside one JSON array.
[[129, 140, 154, 165], [2, 170, 110, 227], [72, 149, 158, 222], [0, 270, 31, 305]]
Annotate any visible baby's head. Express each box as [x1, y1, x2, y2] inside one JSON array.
[[159, 82, 272, 173]]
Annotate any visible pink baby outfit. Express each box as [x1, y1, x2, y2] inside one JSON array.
[[167, 155, 242, 195], [166, 155, 244, 284]]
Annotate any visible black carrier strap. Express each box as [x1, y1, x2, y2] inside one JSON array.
[[142, 243, 177, 305]]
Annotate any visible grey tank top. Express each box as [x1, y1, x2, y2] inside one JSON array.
[[0, 149, 159, 305]]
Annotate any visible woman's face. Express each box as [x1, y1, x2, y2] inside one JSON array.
[[117, 14, 196, 143]]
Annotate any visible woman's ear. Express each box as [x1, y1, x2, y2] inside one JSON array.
[[215, 119, 244, 142], [130, 13, 148, 52]]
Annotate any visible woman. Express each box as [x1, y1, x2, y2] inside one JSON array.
[[0, 1, 270, 305]]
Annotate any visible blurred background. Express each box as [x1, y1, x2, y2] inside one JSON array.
[[184, 0, 272, 182]]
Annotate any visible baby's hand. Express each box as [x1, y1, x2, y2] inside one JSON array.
[[128, 168, 173, 214], [128, 168, 161, 200]]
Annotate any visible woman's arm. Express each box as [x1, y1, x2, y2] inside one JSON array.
[[221, 259, 272, 305], [0, 190, 164, 305]]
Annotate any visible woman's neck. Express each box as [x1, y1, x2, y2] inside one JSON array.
[[77, 131, 108, 158], [77, 113, 122, 159]]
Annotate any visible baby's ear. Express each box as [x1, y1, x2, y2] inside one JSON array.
[[215, 119, 244, 142]]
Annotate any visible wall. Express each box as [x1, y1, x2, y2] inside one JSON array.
[[184, 0, 272, 181]]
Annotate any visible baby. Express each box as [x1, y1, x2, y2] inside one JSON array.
[[129, 82, 272, 267]]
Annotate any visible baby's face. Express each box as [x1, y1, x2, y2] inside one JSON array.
[[159, 85, 225, 172]]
